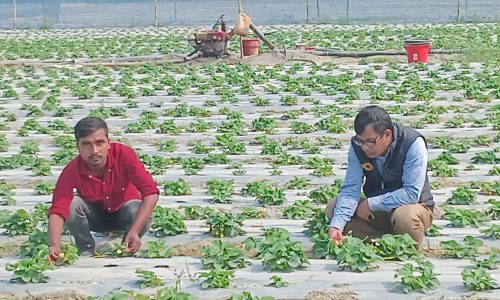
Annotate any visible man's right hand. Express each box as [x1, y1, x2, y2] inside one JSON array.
[[48, 245, 62, 263], [328, 227, 344, 245]]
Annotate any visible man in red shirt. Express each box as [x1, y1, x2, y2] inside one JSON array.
[[47, 117, 159, 259]]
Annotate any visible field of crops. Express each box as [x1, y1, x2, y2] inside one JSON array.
[[0, 23, 498, 300]]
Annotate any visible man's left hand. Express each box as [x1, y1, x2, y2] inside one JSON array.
[[356, 199, 372, 221], [124, 231, 141, 253]]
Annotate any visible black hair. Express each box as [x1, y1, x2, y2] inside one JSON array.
[[74, 117, 108, 141], [354, 106, 392, 135]]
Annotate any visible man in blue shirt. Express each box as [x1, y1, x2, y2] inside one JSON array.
[[326, 105, 434, 248]]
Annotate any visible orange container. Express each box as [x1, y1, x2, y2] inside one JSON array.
[[242, 38, 260, 56]]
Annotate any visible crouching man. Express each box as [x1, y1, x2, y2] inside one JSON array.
[[326, 106, 434, 248], [48, 117, 159, 260]]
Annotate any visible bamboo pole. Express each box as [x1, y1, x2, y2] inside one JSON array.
[[306, 0, 310, 23], [154, 0, 158, 27], [346, 0, 350, 20], [13, 0, 17, 29], [238, 0, 243, 58], [174, 0, 177, 24]]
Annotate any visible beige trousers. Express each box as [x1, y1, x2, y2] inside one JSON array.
[[325, 197, 433, 248]]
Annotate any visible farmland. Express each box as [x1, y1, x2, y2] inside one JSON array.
[[0, 23, 498, 299]]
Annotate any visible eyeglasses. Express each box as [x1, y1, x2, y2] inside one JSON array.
[[352, 135, 381, 148]]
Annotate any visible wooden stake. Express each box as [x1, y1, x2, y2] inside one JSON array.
[[316, 0, 320, 17], [456, 0, 461, 23], [13, 0, 17, 29]]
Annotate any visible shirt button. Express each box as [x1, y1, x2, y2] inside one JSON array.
[[88, 175, 92, 179], [108, 169, 111, 172], [103, 182, 106, 185], [121, 187, 125, 191], [106, 196, 109, 199]]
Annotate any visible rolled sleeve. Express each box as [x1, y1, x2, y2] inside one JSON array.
[[125, 148, 160, 197], [329, 146, 364, 231]]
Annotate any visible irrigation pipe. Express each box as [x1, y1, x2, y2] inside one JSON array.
[[312, 49, 462, 57]]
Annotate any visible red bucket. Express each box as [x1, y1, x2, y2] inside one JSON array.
[[242, 38, 260, 56], [404, 43, 431, 63]]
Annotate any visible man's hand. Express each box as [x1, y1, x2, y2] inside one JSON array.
[[356, 199, 372, 221], [328, 227, 344, 245], [48, 245, 62, 263], [124, 231, 141, 254]]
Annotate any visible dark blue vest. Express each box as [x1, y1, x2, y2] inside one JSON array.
[[352, 123, 434, 208]]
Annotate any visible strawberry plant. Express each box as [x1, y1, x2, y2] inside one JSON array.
[[206, 211, 245, 238], [486, 199, 500, 219], [181, 205, 215, 220], [2, 209, 36, 236], [135, 268, 164, 288], [207, 179, 234, 204], [106, 243, 132, 258], [471, 149, 499, 164], [285, 176, 310, 189], [373, 234, 419, 261], [240, 180, 272, 197], [251, 116, 277, 134], [151, 206, 187, 237], [291, 121, 316, 134], [199, 268, 234, 289], [311, 230, 336, 259], [280, 95, 298, 106], [267, 275, 289, 288], [283, 200, 315, 220], [181, 157, 205, 175], [308, 180, 342, 204], [442, 207, 489, 227], [394, 257, 439, 293], [462, 267, 498, 291], [435, 151, 459, 165], [255, 186, 286, 206], [481, 224, 500, 239], [304, 209, 328, 236], [201, 240, 250, 270], [239, 207, 265, 219], [472, 252, 499, 270], [30, 158, 52, 176], [332, 236, 382, 272], [315, 115, 347, 133], [5, 256, 53, 283], [425, 224, 443, 237], [140, 240, 174, 258], [440, 235, 484, 258], [446, 186, 477, 205], [163, 179, 191, 196], [155, 139, 177, 152], [154, 287, 195, 300], [256, 229, 309, 272], [20, 141, 40, 155], [261, 140, 283, 155]]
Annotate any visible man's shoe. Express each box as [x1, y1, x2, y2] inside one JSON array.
[[78, 244, 96, 257]]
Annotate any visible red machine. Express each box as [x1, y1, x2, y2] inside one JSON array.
[[186, 15, 230, 59]]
